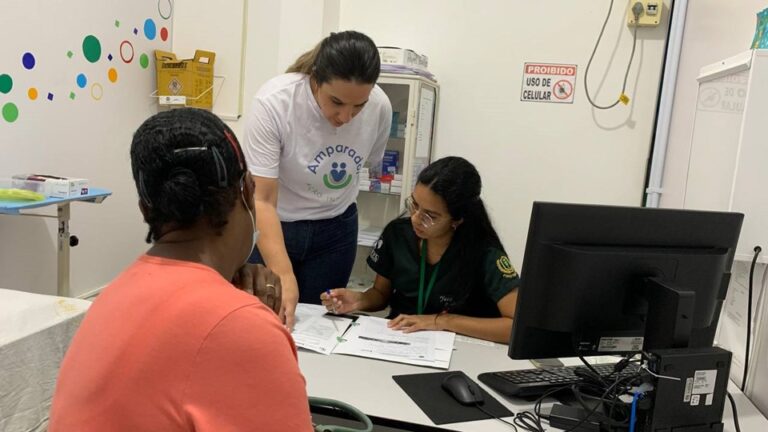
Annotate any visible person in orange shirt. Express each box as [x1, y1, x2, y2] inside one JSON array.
[[48, 108, 313, 431]]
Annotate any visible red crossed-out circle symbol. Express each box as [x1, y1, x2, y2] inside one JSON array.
[[553, 80, 573, 100]]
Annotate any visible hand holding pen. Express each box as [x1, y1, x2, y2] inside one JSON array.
[[320, 288, 361, 315]]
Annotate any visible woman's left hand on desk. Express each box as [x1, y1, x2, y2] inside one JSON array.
[[388, 313, 443, 333]]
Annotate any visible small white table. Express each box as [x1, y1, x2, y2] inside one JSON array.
[[0, 188, 111, 297], [299, 337, 768, 431]]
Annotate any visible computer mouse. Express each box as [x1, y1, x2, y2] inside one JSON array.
[[441, 373, 484, 406]]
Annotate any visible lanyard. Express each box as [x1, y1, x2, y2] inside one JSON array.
[[418, 240, 442, 315]]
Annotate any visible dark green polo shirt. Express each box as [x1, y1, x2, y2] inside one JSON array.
[[366, 218, 520, 318]]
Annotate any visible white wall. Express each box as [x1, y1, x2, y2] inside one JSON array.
[[337, 0, 671, 268], [223, 0, 327, 140], [660, 1, 768, 416]]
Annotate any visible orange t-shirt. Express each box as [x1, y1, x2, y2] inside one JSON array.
[[49, 255, 313, 432]]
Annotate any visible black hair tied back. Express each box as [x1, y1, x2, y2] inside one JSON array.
[[131, 108, 246, 243], [158, 166, 204, 226]]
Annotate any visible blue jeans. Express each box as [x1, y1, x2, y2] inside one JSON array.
[[248, 204, 358, 305]]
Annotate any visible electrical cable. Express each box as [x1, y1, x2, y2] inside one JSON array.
[[513, 411, 545, 432], [629, 392, 640, 432], [727, 391, 742, 432], [474, 403, 518, 432], [563, 372, 644, 432], [578, 356, 610, 387], [530, 366, 644, 431], [742, 245, 762, 391], [584, 0, 642, 109]]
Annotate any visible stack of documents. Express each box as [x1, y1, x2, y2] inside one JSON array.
[[292, 304, 353, 355], [291, 304, 455, 369]]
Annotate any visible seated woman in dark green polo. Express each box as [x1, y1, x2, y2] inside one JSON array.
[[321, 156, 519, 343]]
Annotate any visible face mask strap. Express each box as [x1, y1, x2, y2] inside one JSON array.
[[138, 171, 153, 207]]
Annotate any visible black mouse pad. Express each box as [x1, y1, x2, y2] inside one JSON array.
[[392, 371, 513, 425]]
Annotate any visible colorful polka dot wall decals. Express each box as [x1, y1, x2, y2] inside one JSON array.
[[82, 35, 102, 63], [158, 0, 173, 20], [0, 74, 12, 94], [1, 9, 171, 123], [2, 103, 19, 123], [91, 83, 103, 101], [120, 41, 134, 63], [76, 73, 88, 88], [144, 18, 157, 40], [22, 52, 36, 70]]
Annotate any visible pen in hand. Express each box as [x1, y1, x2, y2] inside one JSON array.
[[325, 289, 340, 332], [326, 289, 337, 314]]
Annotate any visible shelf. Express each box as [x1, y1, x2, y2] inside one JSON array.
[[359, 190, 402, 197], [358, 226, 384, 247]]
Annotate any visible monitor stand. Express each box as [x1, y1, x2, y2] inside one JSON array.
[[643, 276, 695, 350]]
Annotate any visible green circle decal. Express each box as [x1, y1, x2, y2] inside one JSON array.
[[2, 103, 19, 123], [139, 53, 149, 69], [0, 74, 13, 94], [82, 35, 102, 63]]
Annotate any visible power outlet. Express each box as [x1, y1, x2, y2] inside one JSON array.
[[627, 0, 661, 27]]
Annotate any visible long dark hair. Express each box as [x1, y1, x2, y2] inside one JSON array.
[[417, 156, 504, 290], [130, 108, 247, 243], [286, 30, 380, 85]]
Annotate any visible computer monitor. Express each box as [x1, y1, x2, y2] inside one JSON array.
[[509, 202, 743, 360]]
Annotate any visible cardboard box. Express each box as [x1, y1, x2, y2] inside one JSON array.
[[12, 174, 89, 198], [378, 47, 428, 71], [155, 49, 216, 109]]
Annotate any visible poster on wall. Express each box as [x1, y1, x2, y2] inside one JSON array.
[[520, 62, 577, 104]]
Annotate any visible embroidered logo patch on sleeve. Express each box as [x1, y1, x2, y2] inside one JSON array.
[[496, 255, 518, 278]]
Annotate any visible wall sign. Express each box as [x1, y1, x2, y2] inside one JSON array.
[[521, 62, 577, 104]]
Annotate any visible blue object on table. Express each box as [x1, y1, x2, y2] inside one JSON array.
[[0, 187, 111, 214]]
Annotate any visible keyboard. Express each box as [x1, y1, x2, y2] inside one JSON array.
[[478, 363, 641, 397]]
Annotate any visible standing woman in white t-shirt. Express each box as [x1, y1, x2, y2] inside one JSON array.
[[243, 30, 392, 328]]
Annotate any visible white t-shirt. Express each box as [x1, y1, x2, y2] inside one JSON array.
[[244, 73, 392, 222]]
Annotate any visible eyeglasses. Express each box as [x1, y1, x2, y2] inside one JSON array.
[[405, 196, 438, 229]]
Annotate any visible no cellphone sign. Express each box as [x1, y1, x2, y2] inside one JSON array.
[[521, 63, 577, 104]]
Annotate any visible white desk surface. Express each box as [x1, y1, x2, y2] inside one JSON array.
[[299, 337, 768, 432]]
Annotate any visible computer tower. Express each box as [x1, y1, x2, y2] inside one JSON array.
[[643, 347, 732, 432]]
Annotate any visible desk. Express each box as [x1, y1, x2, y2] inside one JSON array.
[[299, 337, 768, 431], [0, 188, 111, 297]]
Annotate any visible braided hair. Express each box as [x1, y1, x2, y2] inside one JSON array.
[[130, 108, 247, 242]]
